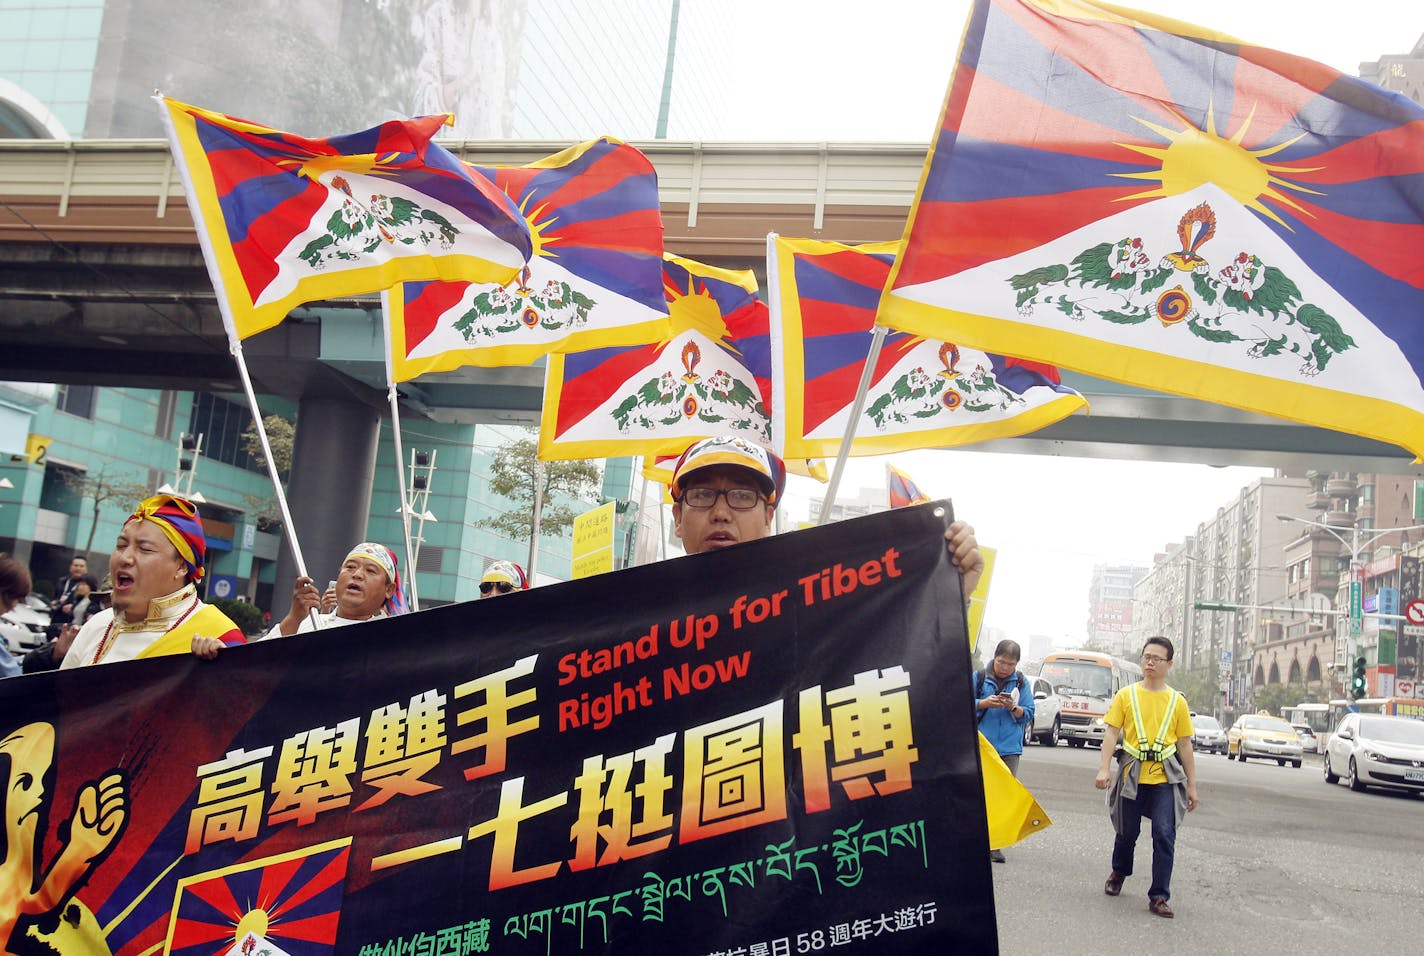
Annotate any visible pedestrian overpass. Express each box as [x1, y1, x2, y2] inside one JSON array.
[[1, 138, 1417, 475]]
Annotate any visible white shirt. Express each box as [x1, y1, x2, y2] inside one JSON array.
[[60, 584, 203, 668], [262, 608, 388, 640]]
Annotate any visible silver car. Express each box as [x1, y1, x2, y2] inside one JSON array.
[[1190, 713, 1227, 755], [1323, 713, 1424, 794], [1023, 676, 1062, 747]]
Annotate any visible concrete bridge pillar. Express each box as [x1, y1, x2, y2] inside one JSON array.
[[273, 396, 380, 617]]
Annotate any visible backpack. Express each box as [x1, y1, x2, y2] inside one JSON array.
[[975, 668, 1024, 723]]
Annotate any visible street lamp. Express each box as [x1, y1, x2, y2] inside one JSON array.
[[1275, 513, 1424, 696]]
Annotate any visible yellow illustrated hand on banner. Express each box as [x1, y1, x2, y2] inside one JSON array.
[[0, 723, 126, 953]]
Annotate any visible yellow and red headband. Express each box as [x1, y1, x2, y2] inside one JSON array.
[[127, 494, 207, 582]]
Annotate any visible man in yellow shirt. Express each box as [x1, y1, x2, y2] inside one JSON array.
[[1094, 636, 1199, 919]]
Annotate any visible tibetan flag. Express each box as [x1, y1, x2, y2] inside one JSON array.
[[887, 463, 932, 508], [770, 236, 1084, 459], [156, 96, 532, 341], [879, 0, 1424, 461], [386, 138, 669, 378], [166, 838, 349, 955], [540, 254, 771, 461]]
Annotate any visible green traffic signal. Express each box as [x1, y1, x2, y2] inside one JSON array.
[[1351, 656, 1367, 699]]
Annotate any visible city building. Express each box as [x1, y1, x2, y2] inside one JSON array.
[[1085, 564, 1147, 657], [1127, 470, 1424, 712], [0, 0, 730, 141], [1024, 633, 1053, 665], [1128, 537, 1195, 667], [1180, 475, 1309, 714], [0, 386, 593, 611], [1360, 32, 1424, 102], [1275, 471, 1424, 699], [0, 0, 734, 613]]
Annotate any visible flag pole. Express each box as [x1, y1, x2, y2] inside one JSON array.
[[155, 92, 320, 629], [380, 292, 420, 611], [228, 343, 310, 579], [658, 484, 667, 561], [817, 325, 886, 525], [527, 461, 545, 578], [630, 470, 650, 567], [386, 386, 420, 611]]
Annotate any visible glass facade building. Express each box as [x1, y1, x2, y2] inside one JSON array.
[[0, 0, 738, 611]]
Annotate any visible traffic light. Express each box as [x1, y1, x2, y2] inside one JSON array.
[[1351, 656, 1367, 699]]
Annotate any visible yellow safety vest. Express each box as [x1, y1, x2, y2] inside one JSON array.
[[1120, 684, 1179, 763]]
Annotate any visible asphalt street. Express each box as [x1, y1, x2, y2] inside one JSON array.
[[991, 742, 1422, 954]]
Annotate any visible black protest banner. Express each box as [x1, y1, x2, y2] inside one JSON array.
[[0, 501, 995, 955]]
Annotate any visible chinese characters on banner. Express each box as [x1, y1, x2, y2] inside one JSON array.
[[0, 503, 995, 954]]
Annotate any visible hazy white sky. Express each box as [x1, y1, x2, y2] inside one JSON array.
[[714, 0, 1423, 141], [778, 453, 1270, 649], [707, 0, 1423, 646]]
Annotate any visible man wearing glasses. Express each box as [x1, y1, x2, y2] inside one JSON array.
[[1094, 636, 1199, 919], [668, 435, 982, 585], [479, 561, 529, 598]]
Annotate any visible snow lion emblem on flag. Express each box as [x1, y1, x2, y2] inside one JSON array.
[[864, 342, 1031, 428], [298, 176, 460, 269], [449, 266, 597, 340], [1008, 203, 1357, 377]]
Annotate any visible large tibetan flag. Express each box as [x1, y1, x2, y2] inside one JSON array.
[[771, 236, 1084, 458], [386, 138, 669, 378], [540, 254, 771, 460], [879, 0, 1424, 461], [156, 96, 532, 341]]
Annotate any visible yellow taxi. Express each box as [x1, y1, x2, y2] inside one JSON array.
[[1227, 712, 1304, 768]]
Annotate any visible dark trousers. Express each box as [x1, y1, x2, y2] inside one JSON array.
[[1111, 782, 1177, 901]]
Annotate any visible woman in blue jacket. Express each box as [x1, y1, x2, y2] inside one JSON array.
[[974, 639, 1035, 861]]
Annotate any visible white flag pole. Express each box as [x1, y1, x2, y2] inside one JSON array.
[[380, 291, 420, 611], [154, 94, 320, 629], [630, 470, 650, 567], [766, 233, 790, 468], [817, 325, 887, 525], [527, 461, 545, 579], [386, 387, 420, 611]]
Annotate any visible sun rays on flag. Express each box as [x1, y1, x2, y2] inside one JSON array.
[[1112, 104, 1323, 226]]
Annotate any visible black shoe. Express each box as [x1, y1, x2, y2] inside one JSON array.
[[990, 849, 1006, 863]]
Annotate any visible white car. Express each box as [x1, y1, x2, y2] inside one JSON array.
[[1023, 676, 1063, 747], [1292, 723, 1320, 754], [1, 593, 51, 654], [1323, 713, 1424, 795]]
